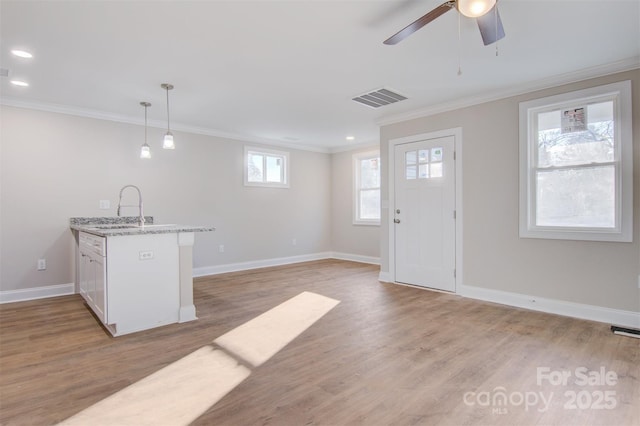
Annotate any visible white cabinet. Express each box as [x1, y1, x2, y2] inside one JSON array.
[[79, 232, 107, 324], [77, 231, 180, 336]]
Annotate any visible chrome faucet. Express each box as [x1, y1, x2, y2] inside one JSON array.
[[117, 185, 145, 226]]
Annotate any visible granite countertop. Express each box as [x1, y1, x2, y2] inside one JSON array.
[[70, 217, 215, 237]]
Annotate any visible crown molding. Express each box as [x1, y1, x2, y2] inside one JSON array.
[[376, 57, 640, 127], [328, 140, 380, 154]]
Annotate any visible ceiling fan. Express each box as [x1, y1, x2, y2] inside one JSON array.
[[383, 0, 505, 46]]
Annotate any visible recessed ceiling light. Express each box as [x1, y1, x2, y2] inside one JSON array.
[[346, 136, 355, 141], [10, 80, 29, 87], [11, 50, 33, 59]]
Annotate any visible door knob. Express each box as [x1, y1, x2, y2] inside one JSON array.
[[396, 209, 401, 214], [394, 218, 401, 224]]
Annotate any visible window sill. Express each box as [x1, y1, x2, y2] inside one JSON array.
[[519, 227, 632, 243], [353, 220, 381, 227]]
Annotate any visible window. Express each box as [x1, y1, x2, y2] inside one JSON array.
[[519, 80, 632, 242], [244, 146, 289, 188], [404, 147, 443, 180], [354, 151, 381, 225]]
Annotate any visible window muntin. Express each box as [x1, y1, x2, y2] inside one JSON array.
[[245, 147, 289, 188], [405, 147, 443, 180], [519, 81, 632, 242], [354, 151, 381, 225]]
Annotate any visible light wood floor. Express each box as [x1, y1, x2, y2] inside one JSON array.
[[1, 259, 638, 425]]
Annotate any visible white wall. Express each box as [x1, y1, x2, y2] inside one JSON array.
[[0, 106, 332, 292], [331, 148, 381, 260], [380, 70, 640, 313]]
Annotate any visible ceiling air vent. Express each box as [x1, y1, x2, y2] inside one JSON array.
[[352, 88, 407, 109]]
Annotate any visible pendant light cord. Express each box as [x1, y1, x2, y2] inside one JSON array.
[[166, 87, 171, 132], [144, 104, 148, 143]]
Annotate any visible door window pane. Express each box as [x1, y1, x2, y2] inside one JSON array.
[[431, 162, 443, 178], [406, 151, 417, 165], [418, 164, 429, 179], [431, 147, 443, 162]]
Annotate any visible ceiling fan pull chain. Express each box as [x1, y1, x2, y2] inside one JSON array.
[[495, 3, 499, 56], [457, 10, 462, 75]]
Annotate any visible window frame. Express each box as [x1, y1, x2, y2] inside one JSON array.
[[353, 150, 381, 226], [519, 80, 633, 242], [244, 146, 290, 188]]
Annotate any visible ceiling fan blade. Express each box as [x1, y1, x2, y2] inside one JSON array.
[[477, 5, 505, 46], [383, 1, 455, 45]]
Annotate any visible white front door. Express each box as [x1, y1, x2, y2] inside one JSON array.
[[394, 136, 456, 292]]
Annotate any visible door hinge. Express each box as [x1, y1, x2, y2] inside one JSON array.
[[453, 269, 456, 278], [453, 210, 456, 219], [453, 151, 456, 160]]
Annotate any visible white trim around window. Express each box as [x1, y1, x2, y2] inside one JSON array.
[[244, 146, 290, 188], [519, 80, 633, 242], [353, 150, 381, 225]]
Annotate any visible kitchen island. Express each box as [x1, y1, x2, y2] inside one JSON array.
[[70, 217, 214, 336]]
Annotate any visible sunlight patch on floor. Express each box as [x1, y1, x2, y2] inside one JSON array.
[[215, 291, 341, 367], [59, 291, 340, 426]]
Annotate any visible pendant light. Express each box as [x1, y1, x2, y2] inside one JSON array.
[[457, 0, 496, 18], [161, 83, 175, 149], [140, 101, 151, 159]]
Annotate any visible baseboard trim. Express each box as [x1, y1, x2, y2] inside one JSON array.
[[193, 251, 380, 277], [0, 283, 76, 304], [459, 284, 640, 329], [378, 271, 393, 282], [194, 252, 334, 277], [331, 252, 380, 265]]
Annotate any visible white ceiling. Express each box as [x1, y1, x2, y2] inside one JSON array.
[[1, 0, 639, 152]]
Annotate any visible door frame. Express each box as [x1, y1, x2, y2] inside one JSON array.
[[387, 127, 463, 292]]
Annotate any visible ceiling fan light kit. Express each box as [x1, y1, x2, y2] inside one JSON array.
[[383, 0, 505, 47], [457, 0, 496, 18]]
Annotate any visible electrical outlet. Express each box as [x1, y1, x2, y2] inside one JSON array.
[[292, 238, 297, 246], [219, 245, 225, 253], [37, 258, 46, 271], [99, 200, 110, 209], [139, 251, 154, 260]]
